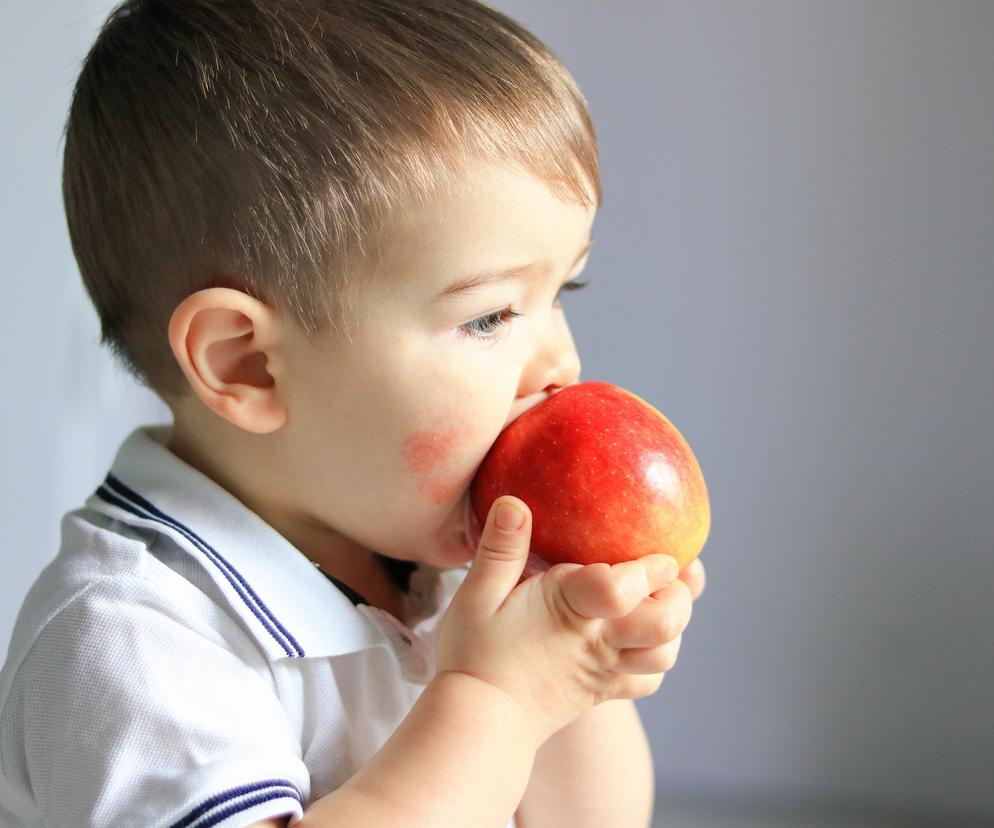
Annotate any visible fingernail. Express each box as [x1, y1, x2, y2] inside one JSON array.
[[660, 555, 679, 580], [496, 501, 524, 530]]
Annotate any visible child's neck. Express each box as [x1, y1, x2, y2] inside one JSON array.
[[166, 419, 415, 624]]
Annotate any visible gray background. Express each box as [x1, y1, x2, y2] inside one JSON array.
[[3, 2, 992, 825]]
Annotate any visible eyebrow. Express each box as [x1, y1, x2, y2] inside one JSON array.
[[434, 239, 594, 300]]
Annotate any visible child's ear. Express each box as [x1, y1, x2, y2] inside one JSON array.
[[167, 287, 288, 434]]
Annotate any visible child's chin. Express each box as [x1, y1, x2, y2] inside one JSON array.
[[432, 530, 475, 567], [430, 497, 480, 567]]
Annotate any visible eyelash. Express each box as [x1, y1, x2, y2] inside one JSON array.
[[457, 278, 590, 340]]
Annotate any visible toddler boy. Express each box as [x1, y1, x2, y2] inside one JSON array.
[[0, 1, 705, 826]]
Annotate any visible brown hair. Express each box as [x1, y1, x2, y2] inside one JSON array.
[[62, 0, 601, 404]]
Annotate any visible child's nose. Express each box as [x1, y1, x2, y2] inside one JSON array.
[[516, 317, 582, 401]]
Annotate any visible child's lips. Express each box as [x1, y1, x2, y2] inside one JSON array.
[[502, 391, 550, 429]]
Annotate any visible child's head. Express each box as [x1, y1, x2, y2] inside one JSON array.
[[63, 0, 601, 567], [64, 0, 600, 404]]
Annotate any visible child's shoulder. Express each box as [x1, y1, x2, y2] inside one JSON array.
[[0, 500, 313, 825], [1, 504, 154, 675], [0, 425, 473, 824]]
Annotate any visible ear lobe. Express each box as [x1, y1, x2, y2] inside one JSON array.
[[167, 288, 288, 434]]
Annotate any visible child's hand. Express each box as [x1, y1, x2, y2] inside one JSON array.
[[679, 555, 707, 602], [435, 495, 692, 747]]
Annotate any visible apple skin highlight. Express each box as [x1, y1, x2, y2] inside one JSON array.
[[470, 381, 711, 569]]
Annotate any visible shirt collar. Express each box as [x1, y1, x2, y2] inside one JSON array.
[[85, 423, 437, 662]]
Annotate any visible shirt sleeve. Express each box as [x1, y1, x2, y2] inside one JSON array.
[[3, 577, 311, 827]]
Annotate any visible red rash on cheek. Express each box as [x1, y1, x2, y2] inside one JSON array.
[[402, 425, 467, 504], [403, 428, 457, 471]]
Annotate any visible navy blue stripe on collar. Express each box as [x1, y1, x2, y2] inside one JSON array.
[[317, 569, 370, 607], [168, 779, 303, 828], [95, 472, 305, 658]]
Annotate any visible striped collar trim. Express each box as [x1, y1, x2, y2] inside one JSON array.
[[95, 472, 306, 658], [86, 425, 390, 661]]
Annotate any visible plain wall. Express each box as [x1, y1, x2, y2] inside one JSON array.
[[3, 1, 992, 822]]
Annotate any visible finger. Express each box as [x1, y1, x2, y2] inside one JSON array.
[[635, 554, 682, 594], [459, 496, 532, 614], [602, 579, 693, 649], [614, 634, 683, 675], [679, 557, 707, 602], [609, 672, 666, 701], [515, 552, 552, 588], [560, 555, 678, 620]]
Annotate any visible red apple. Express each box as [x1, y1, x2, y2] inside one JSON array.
[[471, 381, 710, 569]]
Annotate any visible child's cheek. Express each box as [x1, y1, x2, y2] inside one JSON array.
[[401, 420, 475, 505]]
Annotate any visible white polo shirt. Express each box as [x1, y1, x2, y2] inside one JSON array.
[[0, 424, 518, 828]]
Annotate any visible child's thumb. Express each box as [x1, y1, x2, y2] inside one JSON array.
[[463, 496, 532, 613]]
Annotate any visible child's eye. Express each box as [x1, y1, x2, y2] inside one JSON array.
[[553, 278, 590, 306], [457, 279, 590, 341], [458, 308, 522, 340]]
